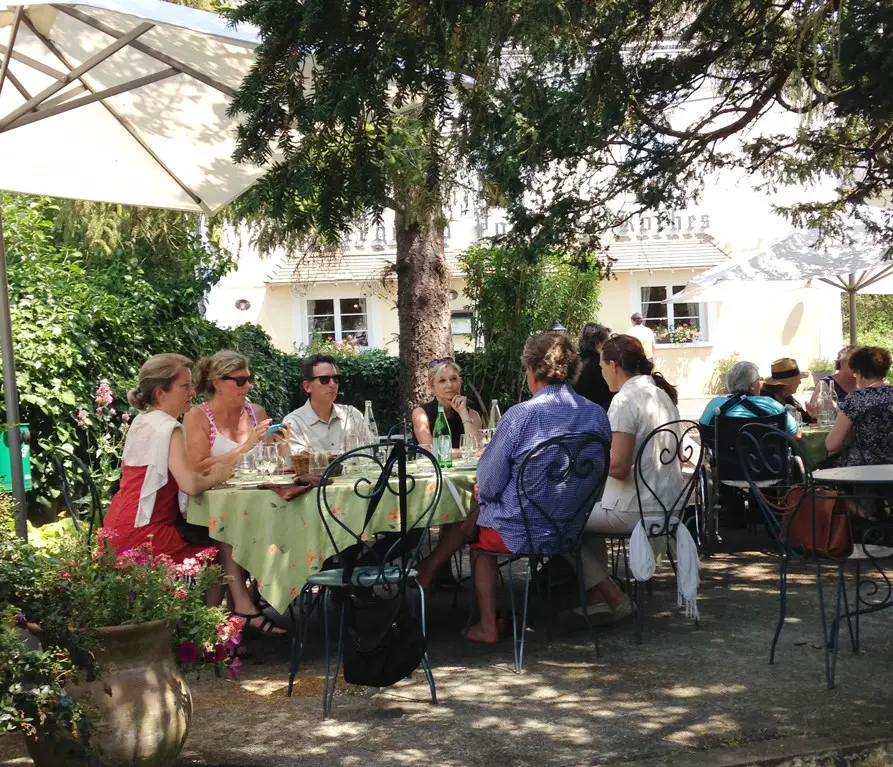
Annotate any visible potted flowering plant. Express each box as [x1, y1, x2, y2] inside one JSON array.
[[0, 503, 242, 767], [654, 323, 703, 344]]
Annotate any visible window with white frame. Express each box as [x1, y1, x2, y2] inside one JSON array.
[[639, 285, 704, 343], [450, 311, 473, 336], [306, 298, 369, 347]]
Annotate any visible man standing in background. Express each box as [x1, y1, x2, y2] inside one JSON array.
[[627, 312, 656, 362]]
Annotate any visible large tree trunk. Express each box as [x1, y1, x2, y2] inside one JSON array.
[[394, 210, 452, 416]]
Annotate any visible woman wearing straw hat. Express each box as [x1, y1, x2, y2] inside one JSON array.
[[760, 357, 815, 425]]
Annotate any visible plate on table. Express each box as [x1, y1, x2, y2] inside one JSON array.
[[219, 476, 264, 488]]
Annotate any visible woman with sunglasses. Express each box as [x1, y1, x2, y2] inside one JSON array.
[[184, 350, 281, 471], [183, 350, 288, 638], [412, 357, 483, 449]]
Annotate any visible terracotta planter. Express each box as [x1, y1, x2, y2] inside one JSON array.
[[26, 619, 192, 767]]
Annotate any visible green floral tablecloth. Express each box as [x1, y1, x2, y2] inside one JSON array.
[[800, 426, 831, 467], [187, 469, 476, 613]]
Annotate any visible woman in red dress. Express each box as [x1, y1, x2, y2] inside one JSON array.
[[105, 353, 285, 638], [104, 354, 234, 562]]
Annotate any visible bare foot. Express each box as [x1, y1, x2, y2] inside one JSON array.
[[462, 622, 499, 644], [415, 559, 434, 590]]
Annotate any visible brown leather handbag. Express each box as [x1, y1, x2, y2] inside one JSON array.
[[780, 486, 853, 559]]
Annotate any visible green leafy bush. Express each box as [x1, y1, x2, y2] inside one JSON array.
[[461, 244, 603, 410], [707, 352, 740, 395]]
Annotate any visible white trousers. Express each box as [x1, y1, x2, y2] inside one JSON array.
[[571, 503, 641, 590]]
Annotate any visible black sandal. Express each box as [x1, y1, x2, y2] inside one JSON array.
[[234, 611, 289, 639]]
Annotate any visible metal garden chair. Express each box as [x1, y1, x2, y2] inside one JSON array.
[[47, 448, 105, 543], [699, 402, 788, 551], [736, 422, 852, 689], [286, 439, 441, 718], [609, 419, 705, 643], [465, 431, 611, 673]]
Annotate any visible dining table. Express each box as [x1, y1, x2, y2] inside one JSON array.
[[799, 425, 832, 468], [187, 462, 478, 614], [811, 462, 893, 651]]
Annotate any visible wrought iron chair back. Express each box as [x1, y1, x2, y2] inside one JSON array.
[[48, 448, 104, 542], [515, 431, 612, 557], [709, 409, 788, 486], [315, 439, 442, 586], [735, 421, 852, 688], [634, 419, 705, 538], [735, 422, 818, 558]]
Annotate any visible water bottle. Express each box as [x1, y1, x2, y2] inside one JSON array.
[[364, 400, 381, 460], [432, 403, 453, 469], [816, 381, 836, 427], [488, 399, 502, 430], [364, 400, 378, 440]]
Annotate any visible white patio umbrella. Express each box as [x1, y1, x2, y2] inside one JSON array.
[[668, 213, 893, 344], [0, 0, 272, 535]]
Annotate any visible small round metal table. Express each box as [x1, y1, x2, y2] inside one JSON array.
[[811, 465, 893, 486], [811, 464, 893, 654]]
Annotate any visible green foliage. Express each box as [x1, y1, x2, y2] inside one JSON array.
[[1, 194, 236, 513], [708, 352, 740, 395], [843, 294, 893, 383], [808, 358, 834, 372], [460, 243, 603, 406]]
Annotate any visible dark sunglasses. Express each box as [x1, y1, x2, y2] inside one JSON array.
[[429, 356, 455, 368], [311, 374, 342, 385], [221, 374, 255, 387]]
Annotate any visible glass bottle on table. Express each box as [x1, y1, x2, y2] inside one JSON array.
[[488, 399, 502, 431], [432, 403, 453, 469], [364, 399, 381, 460], [816, 380, 836, 428]]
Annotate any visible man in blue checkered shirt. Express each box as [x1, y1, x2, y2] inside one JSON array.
[[416, 332, 610, 643]]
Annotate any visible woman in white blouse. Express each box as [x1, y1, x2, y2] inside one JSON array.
[[574, 334, 683, 622]]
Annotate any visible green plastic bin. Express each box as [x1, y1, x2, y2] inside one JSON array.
[[0, 424, 32, 492]]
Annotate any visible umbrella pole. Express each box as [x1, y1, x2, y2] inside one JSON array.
[[0, 208, 28, 539], [848, 288, 857, 345]]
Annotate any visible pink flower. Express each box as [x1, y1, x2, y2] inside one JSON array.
[[175, 557, 201, 578], [121, 413, 131, 423], [229, 657, 243, 680], [174, 588, 188, 600], [204, 645, 227, 664], [94, 383, 114, 406], [109, 408, 116, 416], [77, 408, 89, 423], [176, 641, 200, 664], [95, 406, 103, 415], [196, 547, 218, 563]]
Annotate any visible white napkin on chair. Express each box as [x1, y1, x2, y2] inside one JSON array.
[[629, 517, 700, 621]]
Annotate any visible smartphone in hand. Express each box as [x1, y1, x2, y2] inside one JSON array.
[[263, 423, 284, 438]]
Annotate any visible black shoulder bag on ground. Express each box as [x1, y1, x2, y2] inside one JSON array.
[[341, 588, 427, 687], [338, 446, 427, 688]]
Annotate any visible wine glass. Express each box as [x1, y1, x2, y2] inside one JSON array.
[[257, 444, 280, 477], [341, 434, 361, 475], [459, 433, 476, 464], [235, 447, 256, 480], [310, 450, 329, 476]]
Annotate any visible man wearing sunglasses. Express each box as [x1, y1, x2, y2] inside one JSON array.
[[284, 354, 373, 454]]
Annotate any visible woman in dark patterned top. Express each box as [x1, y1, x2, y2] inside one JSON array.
[[826, 346, 893, 467]]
